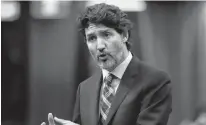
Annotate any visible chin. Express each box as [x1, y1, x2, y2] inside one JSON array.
[[98, 60, 116, 71]]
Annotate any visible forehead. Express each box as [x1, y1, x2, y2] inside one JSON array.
[[85, 23, 114, 35]]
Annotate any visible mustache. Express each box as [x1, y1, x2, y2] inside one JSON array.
[[96, 52, 110, 58]]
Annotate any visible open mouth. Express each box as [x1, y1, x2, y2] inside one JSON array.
[[98, 54, 108, 60]]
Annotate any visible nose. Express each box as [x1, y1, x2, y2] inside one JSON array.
[[97, 38, 106, 52]]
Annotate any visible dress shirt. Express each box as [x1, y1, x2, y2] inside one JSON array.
[[101, 51, 133, 94]]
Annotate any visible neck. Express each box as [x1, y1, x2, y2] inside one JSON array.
[[107, 49, 129, 72], [119, 49, 129, 65]]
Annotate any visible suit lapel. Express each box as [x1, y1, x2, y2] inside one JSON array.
[[105, 57, 140, 125], [89, 70, 102, 125]]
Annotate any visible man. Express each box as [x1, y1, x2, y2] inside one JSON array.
[[42, 3, 172, 125]]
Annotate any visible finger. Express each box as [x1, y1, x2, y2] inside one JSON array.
[[41, 122, 46, 125], [48, 113, 55, 125], [54, 117, 69, 124]]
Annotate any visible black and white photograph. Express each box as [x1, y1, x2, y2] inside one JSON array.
[[1, 1, 206, 125]]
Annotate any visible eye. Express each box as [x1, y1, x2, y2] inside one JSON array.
[[87, 35, 97, 42], [103, 32, 112, 38]]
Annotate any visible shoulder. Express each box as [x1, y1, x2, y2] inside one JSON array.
[[137, 60, 171, 92], [79, 75, 93, 86], [131, 56, 171, 90], [78, 70, 102, 88], [131, 56, 170, 81], [139, 60, 170, 81]]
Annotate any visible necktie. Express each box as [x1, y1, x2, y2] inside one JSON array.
[[100, 73, 115, 124]]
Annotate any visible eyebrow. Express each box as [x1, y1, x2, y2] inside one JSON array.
[[86, 29, 112, 36], [86, 33, 95, 38], [100, 29, 111, 33]]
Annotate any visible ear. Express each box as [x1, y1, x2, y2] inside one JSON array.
[[122, 31, 129, 43]]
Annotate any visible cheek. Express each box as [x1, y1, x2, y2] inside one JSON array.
[[87, 43, 96, 55], [109, 40, 123, 53]]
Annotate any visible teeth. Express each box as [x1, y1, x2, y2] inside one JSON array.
[[99, 54, 106, 57]]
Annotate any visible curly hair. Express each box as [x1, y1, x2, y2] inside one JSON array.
[[78, 3, 133, 50]]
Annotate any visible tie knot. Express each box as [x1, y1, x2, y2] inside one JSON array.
[[104, 73, 115, 85]]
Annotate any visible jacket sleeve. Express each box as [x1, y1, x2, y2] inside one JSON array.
[[137, 73, 172, 125], [72, 85, 81, 124]]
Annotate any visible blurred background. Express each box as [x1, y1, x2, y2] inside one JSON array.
[[1, 1, 206, 125]]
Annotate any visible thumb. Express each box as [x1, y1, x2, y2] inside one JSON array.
[[54, 117, 69, 124]]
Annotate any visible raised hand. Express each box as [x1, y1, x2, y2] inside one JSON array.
[[41, 113, 79, 125], [54, 117, 79, 125]]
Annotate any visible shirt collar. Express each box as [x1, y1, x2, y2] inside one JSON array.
[[102, 51, 133, 80]]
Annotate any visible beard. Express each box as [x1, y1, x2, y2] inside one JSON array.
[[98, 56, 116, 71], [91, 51, 124, 71]]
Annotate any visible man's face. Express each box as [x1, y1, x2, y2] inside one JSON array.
[[85, 23, 128, 71]]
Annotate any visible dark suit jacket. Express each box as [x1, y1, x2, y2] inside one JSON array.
[[72, 56, 172, 125]]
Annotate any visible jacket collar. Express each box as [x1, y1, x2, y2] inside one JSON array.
[[89, 56, 140, 125]]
